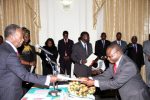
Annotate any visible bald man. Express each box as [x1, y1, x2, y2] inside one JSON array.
[[80, 44, 150, 100]]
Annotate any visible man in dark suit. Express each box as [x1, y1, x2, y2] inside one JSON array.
[[80, 44, 150, 100], [58, 31, 74, 76], [0, 24, 58, 100], [112, 32, 127, 53], [95, 32, 111, 69], [71, 31, 93, 77], [127, 36, 144, 71]]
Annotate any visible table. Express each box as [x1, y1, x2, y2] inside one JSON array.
[[21, 85, 95, 100]]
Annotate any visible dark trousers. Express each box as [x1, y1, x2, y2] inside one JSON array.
[[60, 60, 72, 76]]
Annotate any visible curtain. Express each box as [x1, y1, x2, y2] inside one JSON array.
[[0, 0, 42, 74], [93, 0, 150, 82], [94, 0, 150, 43]]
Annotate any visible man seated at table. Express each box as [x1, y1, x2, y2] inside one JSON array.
[[0, 24, 59, 100], [80, 43, 150, 100]]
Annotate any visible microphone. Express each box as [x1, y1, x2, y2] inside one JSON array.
[[35, 44, 53, 55]]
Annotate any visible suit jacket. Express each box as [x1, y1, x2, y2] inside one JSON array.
[[71, 41, 93, 77], [95, 39, 111, 58], [93, 55, 150, 100], [95, 40, 111, 68], [112, 40, 127, 53], [143, 40, 150, 66], [0, 42, 47, 100], [127, 43, 144, 70], [58, 39, 74, 63]]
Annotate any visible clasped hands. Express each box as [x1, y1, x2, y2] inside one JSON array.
[[79, 77, 95, 86]]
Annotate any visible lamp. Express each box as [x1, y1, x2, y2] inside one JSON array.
[[60, 0, 73, 9]]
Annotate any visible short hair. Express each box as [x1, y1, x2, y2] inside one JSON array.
[[116, 32, 122, 36], [108, 43, 123, 54], [63, 31, 68, 36], [101, 32, 106, 36], [4, 24, 20, 38], [80, 31, 89, 38], [22, 27, 30, 35]]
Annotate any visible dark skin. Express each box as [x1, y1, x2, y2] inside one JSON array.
[[80, 45, 122, 86], [131, 36, 137, 44], [116, 33, 122, 41]]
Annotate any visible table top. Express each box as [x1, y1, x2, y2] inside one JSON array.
[[21, 84, 95, 100]]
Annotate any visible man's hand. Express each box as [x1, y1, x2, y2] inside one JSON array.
[[50, 75, 58, 83], [81, 60, 87, 64], [79, 77, 89, 82], [86, 79, 94, 86]]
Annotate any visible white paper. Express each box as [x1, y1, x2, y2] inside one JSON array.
[[57, 74, 79, 81], [85, 53, 97, 67]]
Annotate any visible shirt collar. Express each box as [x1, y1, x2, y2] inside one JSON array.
[[5, 40, 18, 52], [64, 39, 68, 43], [80, 40, 86, 47], [115, 55, 122, 68]]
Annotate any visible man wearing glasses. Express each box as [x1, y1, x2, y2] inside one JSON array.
[[80, 44, 150, 100]]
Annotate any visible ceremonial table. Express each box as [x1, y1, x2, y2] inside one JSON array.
[[21, 84, 95, 100]]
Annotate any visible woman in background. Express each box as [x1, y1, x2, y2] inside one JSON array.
[[40, 38, 58, 75]]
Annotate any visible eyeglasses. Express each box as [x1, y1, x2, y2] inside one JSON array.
[[106, 50, 120, 59]]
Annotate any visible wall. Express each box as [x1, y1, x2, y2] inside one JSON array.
[[39, 0, 101, 47]]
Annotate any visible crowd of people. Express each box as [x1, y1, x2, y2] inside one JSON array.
[[0, 24, 150, 100]]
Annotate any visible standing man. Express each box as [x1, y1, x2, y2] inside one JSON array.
[[95, 32, 111, 69], [127, 36, 144, 71], [143, 34, 150, 88], [58, 31, 74, 76], [0, 24, 58, 100], [80, 44, 150, 100], [112, 32, 127, 53], [71, 31, 93, 77]]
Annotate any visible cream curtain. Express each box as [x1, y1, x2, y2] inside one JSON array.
[[94, 0, 150, 43], [93, 0, 150, 81], [0, 0, 42, 74]]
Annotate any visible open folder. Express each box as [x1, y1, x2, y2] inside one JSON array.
[[85, 53, 97, 67]]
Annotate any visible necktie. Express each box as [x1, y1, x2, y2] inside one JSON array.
[[102, 40, 105, 48], [113, 63, 117, 74], [84, 43, 88, 55], [133, 44, 137, 52]]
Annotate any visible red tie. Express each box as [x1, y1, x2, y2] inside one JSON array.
[[114, 63, 117, 74]]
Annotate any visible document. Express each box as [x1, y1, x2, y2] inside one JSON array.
[[85, 53, 97, 67]]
